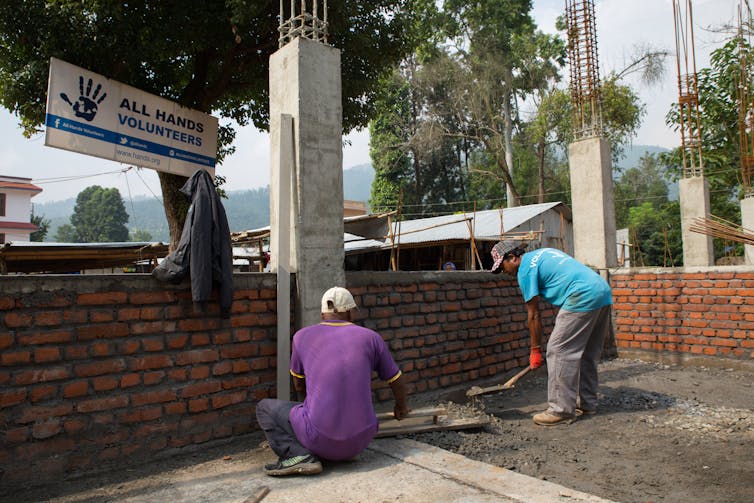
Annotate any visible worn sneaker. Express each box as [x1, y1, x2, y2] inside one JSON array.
[[575, 407, 596, 417], [264, 454, 323, 476], [533, 411, 575, 426]]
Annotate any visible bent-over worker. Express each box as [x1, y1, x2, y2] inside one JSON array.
[[491, 242, 612, 426]]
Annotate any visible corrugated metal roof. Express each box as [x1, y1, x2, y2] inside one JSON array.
[[356, 202, 567, 250]]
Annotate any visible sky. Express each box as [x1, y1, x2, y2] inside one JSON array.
[[0, 0, 740, 204]]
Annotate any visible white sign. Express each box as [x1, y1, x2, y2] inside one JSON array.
[[45, 57, 218, 178]]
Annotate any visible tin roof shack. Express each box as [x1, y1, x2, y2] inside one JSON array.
[[0, 241, 169, 274], [343, 202, 573, 271]]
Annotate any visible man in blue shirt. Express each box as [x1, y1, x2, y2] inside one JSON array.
[[491, 241, 612, 426]]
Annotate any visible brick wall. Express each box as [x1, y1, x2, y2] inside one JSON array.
[[0, 274, 280, 487], [4, 267, 754, 489], [611, 267, 754, 363], [0, 272, 540, 489]]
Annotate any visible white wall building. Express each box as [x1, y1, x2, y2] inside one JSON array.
[[0, 175, 42, 243]]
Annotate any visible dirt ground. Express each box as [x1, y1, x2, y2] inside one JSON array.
[[6, 357, 754, 503], [410, 357, 754, 503]]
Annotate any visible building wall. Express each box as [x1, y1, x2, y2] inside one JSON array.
[[612, 267, 754, 366], [3, 267, 754, 489], [1, 189, 34, 222]]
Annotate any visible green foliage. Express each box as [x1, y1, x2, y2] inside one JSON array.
[[627, 201, 682, 267], [54, 223, 77, 243], [0, 0, 423, 136], [29, 211, 50, 241], [614, 153, 670, 229], [129, 229, 153, 242], [69, 185, 129, 242]]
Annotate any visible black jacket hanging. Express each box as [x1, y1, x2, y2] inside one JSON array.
[[152, 169, 233, 317]]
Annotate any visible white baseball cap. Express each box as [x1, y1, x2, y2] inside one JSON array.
[[321, 287, 358, 313]]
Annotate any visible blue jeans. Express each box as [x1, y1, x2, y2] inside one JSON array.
[[255, 399, 311, 459]]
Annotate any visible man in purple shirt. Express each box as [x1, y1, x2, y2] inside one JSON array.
[[256, 286, 409, 476]]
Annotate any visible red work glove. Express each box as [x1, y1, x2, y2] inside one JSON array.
[[529, 347, 543, 369]]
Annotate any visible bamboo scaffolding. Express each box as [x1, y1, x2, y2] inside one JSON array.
[[689, 215, 754, 245]]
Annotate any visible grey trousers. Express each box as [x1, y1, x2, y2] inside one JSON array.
[[255, 398, 310, 459], [545, 305, 612, 416]]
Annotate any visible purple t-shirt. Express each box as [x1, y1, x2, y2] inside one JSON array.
[[288, 321, 401, 460]]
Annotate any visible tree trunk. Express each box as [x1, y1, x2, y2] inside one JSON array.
[[503, 67, 516, 208], [537, 138, 546, 203], [158, 172, 190, 251]]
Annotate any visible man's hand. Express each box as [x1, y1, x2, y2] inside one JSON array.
[[530, 347, 543, 369]]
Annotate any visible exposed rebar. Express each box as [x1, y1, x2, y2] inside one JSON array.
[[565, 0, 603, 140]]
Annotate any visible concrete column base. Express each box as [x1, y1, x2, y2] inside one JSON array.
[[679, 176, 713, 266], [741, 196, 754, 265], [568, 137, 617, 269]]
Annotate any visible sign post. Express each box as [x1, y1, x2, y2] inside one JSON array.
[[45, 58, 218, 178]]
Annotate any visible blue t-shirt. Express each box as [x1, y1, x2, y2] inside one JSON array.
[[517, 248, 612, 312], [288, 321, 401, 461]]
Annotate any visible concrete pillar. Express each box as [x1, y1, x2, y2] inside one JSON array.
[[269, 37, 345, 329], [741, 196, 754, 265], [568, 137, 617, 269], [679, 176, 714, 266]]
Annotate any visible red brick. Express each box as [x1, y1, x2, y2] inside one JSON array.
[[77, 323, 129, 340], [77, 292, 128, 305], [130, 355, 173, 371], [34, 311, 63, 326], [0, 333, 13, 349], [91, 341, 113, 357], [131, 389, 176, 406], [180, 381, 222, 398], [77, 395, 129, 413], [0, 389, 27, 408], [142, 338, 165, 351], [0, 296, 16, 310], [165, 402, 187, 415], [190, 366, 210, 380], [63, 381, 89, 398], [139, 306, 163, 320], [14, 366, 70, 385], [120, 373, 141, 388], [18, 330, 72, 345], [179, 318, 221, 332], [90, 309, 115, 323], [1, 351, 30, 365], [92, 376, 119, 391], [129, 291, 176, 304], [175, 349, 219, 365], [143, 371, 165, 385], [119, 407, 163, 423], [167, 334, 189, 349], [118, 307, 141, 321], [4, 312, 32, 328], [131, 321, 175, 335], [189, 398, 209, 412], [212, 391, 247, 410], [30, 385, 57, 403], [75, 358, 127, 377], [64, 310, 88, 324], [34, 347, 61, 363], [4, 426, 29, 443], [17, 403, 74, 423], [32, 419, 62, 439]]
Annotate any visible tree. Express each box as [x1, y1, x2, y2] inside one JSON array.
[[54, 223, 77, 243], [0, 1, 424, 247], [68, 186, 130, 242], [29, 211, 50, 241], [129, 229, 153, 242], [614, 153, 670, 229]]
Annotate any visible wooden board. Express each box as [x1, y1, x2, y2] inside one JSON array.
[[376, 415, 490, 438]]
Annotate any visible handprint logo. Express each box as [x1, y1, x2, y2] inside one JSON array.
[[60, 75, 107, 122]]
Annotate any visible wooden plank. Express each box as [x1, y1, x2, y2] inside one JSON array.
[[375, 406, 446, 422], [376, 416, 490, 438]]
